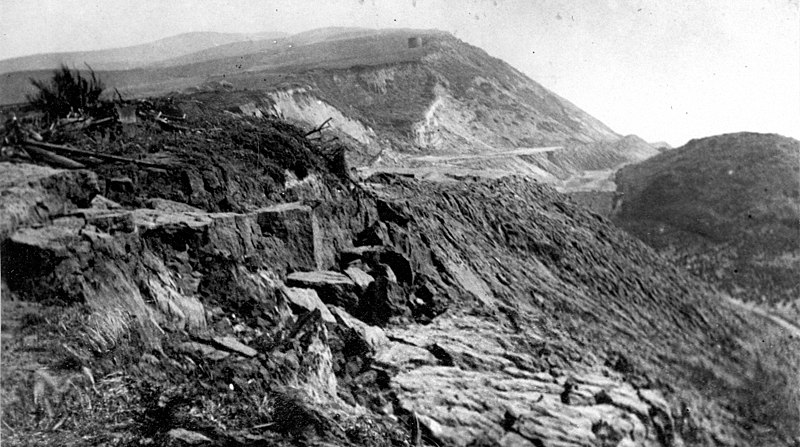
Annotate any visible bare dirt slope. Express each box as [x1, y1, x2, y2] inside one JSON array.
[[1, 98, 798, 446]]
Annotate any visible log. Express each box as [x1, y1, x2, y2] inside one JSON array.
[[23, 145, 86, 169], [23, 140, 170, 169]]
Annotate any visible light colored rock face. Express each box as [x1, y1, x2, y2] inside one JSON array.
[[382, 315, 671, 447], [268, 88, 378, 147], [344, 266, 375, 292], [282, 286, 336, 323]]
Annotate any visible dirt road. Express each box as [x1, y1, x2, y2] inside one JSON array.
[[725, 296, 800, 338], [409, 146, 562, 164]]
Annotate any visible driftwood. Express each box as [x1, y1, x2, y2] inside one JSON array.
[[303, 117, 332, 137], [23, 140, 170, 169], [23, 145, 86, 169]]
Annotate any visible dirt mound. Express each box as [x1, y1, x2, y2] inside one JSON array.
[[613, 132, 800, 321]]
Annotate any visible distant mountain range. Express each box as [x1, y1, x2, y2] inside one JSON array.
[[0, 31, 288, 73]]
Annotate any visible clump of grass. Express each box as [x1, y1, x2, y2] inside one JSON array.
[[81, 308, 133, 354], [27, 64, 105, 121]]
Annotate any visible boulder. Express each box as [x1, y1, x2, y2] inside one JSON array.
[[286, 271, 359, 310], [344, 266, 375, 292], [281, 286, 336, 323]]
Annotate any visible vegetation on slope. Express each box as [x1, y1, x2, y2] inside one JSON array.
[[4, 29, 620, 155], [27, 65, 105, 121], [614, 132, 800, 312]]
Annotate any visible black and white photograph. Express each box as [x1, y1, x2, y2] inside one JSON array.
[[1, 1, 798, 445]]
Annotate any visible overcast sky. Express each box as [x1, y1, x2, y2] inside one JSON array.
[[1, 0, 798, 146]]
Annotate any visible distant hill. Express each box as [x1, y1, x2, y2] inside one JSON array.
[[0, 31, 287, 74], [1, 28, 620, 162], [147, 27, 401, 68], [213, 29, 620, 152], [614, 132, 800, 319]]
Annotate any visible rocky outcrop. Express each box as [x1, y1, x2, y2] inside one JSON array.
[[0, 163, 99, 239], [0, 164, 362, 343], [3, 158, 798, 447], [384, 316, 672, 447]]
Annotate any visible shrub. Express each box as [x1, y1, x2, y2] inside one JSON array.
[[27, 64, 105, 120]]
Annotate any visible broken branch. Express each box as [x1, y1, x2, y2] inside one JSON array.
[[23, 140, 170, 169], [23, 145, 86, 169], [303, 117, 333, 137]]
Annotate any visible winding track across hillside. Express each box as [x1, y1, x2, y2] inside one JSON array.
[[409, 145, 561, 163], [725, 295, 800, 338]]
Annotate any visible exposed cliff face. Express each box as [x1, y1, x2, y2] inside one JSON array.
[[284, 34, 620, 156]]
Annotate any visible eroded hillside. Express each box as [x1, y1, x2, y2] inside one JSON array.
[[2, 29, 634, 166], [1, 99, 798, 446]]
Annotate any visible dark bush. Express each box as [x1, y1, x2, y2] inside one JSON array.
[[27, 64, 105, 120]]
